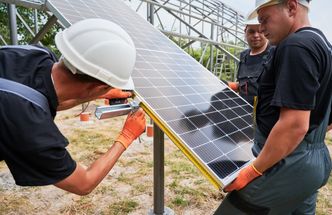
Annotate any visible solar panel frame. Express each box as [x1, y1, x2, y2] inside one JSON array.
[[46, 0, 255, 188]]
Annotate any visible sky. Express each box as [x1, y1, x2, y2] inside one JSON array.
[[221, 0, 332, 42]]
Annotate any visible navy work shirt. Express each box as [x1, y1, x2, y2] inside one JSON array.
[[256, 27, 332, 137], [0, 45, 76, 186], [237, 45, 274, 105]]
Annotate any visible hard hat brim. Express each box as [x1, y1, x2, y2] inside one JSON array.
[[247, 0, 281, 20], [244, 18, 260, 26], [121, 77, 135, 91], [248, 0, 310, 20]]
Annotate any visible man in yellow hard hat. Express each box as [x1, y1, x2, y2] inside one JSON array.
[[214, 0, 332, 214], [0, 18, 146, 195]]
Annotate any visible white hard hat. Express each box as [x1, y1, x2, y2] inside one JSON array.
[[55, 18, 136, 90], [248, 0, 310, 20], [244, 17, 260, 26]]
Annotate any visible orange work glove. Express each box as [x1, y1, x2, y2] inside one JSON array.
[[116, 108, 146, 149], [228, 82, 239, 92], [224, 163, 262, 192], [99, 88, 132, 99]]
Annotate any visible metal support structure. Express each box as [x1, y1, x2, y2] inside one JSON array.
[[209, 23, 214, 72], [0, 0, 247, 81], [161, 30, 243, 50], [34, 9, 39, 33], [141, 0, 245, 39], [17, 11, 36, 37], [147, 6, 174, 213], [0, 34, 7, 45], [1, 0, 45, 9], [153, 124, 165, 214], [147, 0, 154, 25], [199, 43, 209, 64], [148, 123, 174, 215], [8, 3, 18, 45], [30, 14, 57, 44], [163, 7, 239, 62], [181, 39, 195, 49]]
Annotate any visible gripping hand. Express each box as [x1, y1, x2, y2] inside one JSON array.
[[228, 82, 239, 91], [99, 88, 132, 99], [116, 108, 146, 149], [224, 164, 262, 192]]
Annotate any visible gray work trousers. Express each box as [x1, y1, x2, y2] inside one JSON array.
[[214, 116, 332, 215]]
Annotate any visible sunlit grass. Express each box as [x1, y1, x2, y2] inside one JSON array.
[[105, 199, 139, 214]]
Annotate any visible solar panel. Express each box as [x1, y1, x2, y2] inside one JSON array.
[[46, 0, 255, 188]]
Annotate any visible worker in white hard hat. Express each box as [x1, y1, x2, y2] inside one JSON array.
[[0, 18, 146, 195], [214, 0, 332, 214], [228, 16, 274, 106]]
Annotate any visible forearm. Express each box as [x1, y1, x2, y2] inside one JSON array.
[[84, 141, 125, 188], [253, 109, 309, 173], [55, 141, 126, 195]]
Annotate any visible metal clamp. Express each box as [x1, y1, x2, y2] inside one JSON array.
[[95, 101, 139, 120]]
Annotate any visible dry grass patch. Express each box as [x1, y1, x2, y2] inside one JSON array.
[[0, 195, 34, 214], [60, 196, 96, 214]]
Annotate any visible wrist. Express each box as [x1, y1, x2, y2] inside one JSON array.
[[114, 141, 127, 150], [116, 133, 133, 149], [251, 163, 263, 176]]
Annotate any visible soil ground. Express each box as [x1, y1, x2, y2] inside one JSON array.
[[0, 101, 331, 215]]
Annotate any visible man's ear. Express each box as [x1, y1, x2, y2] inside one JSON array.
[[287, 0, 298, 17]]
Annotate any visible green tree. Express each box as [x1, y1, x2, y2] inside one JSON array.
[[0, 3, 60, 56]]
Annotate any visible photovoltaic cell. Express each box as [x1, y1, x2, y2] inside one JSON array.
[[47, 0, 255, 188], [194, 142, 223, 163], [180, 130, 210, 148], [208, 155, 239, 179], [213, 136, 237, 154]]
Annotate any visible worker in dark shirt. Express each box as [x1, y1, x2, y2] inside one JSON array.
[[215, 0, 332, 214], [0, 18, 146, 195], [228, 16, 274, 106]]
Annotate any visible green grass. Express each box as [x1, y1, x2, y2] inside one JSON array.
[[106, 199, 139, 214], [95, 184, 116, 195], [317, 172, 332, 215], [168, 160, 197, 175], [117, 172, 133, 184], [325, 136, 332, 145], [171, 196, 189, 207], [65, 128, 111, 164], [316, 134, 332, 214], [132, 183, 150, 194]]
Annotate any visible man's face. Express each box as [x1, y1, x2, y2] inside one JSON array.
[[245, 24, 268, 50], [258, 3, 292, 45]]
